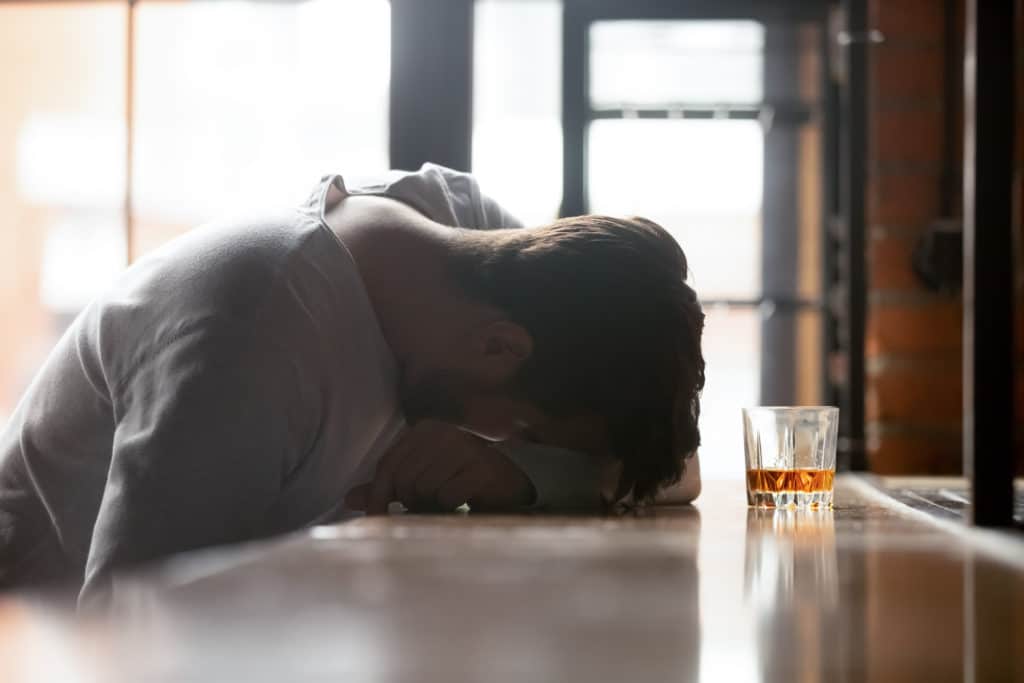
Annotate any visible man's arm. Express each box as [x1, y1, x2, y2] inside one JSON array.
[[344, 422, 701, 514], [344, 420, 536, 513], [80, 325, 304, 608], [504, 446, 702, 509], [653, 453, 701, 505], [492, 441, 615, 511]]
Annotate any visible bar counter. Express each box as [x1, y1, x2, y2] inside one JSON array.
[[1, 476, 1022, 681]]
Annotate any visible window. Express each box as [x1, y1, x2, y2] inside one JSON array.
[[133, 0, 390, 252], [588, 118, 764, 299], [0, 0, 390, 426], [589, 20, 764, 107], [588, 116, 765, 477], [0, 3, 128, 422], [578, 16, 826, 479], [5, 1, 829, 483], [474, 5, 829, 478], [473, 0, 562, 226]]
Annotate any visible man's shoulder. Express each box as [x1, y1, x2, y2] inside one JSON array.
[[87, 212, 334, 381], [343, 164, 523, 230], [130, 210, 316, 293]]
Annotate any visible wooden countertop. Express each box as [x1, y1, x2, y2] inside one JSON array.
[[2, 475, 1022, 681]]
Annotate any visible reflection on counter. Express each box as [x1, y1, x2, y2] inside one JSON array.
[[0, 479, 1021, 682], [744, 508, 844, 682], [744, 508, 838, 606]]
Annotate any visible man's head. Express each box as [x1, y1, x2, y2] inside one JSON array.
[[400, 215, 705, 503]]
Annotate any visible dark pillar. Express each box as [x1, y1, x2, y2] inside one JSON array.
[[963, 0, 1016, 527], [390, 0, 474, 172], [839, 0, 868, 470], [760, 24, 800, 405], [561, 0, 587, 218]]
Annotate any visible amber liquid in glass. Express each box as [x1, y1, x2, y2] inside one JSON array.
[[746, 468, 835, 494]]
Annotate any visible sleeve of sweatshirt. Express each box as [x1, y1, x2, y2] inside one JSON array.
[[79, 322, 306, 608]]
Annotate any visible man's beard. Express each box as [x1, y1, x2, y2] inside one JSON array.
[[399, 369, 469, 423]]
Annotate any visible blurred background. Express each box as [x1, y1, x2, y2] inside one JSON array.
[[0, 0, 1019, 480]]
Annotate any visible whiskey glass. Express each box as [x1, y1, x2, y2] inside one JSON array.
[[743, 407, 839, 509]]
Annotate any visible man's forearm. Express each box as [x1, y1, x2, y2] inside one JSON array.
[[491, 441, 611, 511], [497, 442, 702, 510], [654, 454, 702, 505]]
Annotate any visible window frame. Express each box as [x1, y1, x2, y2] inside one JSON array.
[[561, 0, 840, 447]]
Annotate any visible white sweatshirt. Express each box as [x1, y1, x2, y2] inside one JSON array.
[[0, 163, 606, 604]]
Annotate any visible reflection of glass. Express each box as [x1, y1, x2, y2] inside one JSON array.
[[744, 407, 839, 508], [589, 20, 764, 107], [744, 508, 839, 680], [744, 509, 838, 606]]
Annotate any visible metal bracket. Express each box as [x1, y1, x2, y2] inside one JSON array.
[[836, 29, 885, 46]]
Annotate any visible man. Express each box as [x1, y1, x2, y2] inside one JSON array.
[[0, 163, 705, 605]]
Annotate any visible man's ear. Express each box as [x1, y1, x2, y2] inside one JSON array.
[[478, 320, 533, 378]]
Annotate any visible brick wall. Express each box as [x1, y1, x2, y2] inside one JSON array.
[[865, 0, 962, 474], [865, 0, 1024, 474]]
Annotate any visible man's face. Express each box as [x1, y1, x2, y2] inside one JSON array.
[[399, 367, 612, 455], [397, 316, 542, 440], [399, 367, 543, 440], [397, 317, 612, 454]]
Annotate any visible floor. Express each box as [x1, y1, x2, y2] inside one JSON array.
[[1, 476, 1022, 682]]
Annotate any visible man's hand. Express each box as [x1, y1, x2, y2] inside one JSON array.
[[344, 420, 537, 514]]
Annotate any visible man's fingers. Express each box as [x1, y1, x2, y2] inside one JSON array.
[[366, 469, 396, 515], [412, 447, 474, 504], [352, 423, 526, 514], [344, 483, 371, 511], [365, 429, 417, 514], [393, 447, 434, 508], [435, 464, 493, 511]]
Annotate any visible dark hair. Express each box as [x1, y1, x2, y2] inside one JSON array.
[[451, 215, 705, 502]]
